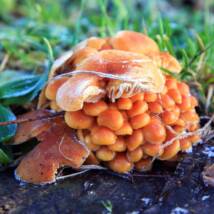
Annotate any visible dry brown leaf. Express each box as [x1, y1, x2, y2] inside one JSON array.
[[15, 119, 89, 184], [13, 110, 55, 145]]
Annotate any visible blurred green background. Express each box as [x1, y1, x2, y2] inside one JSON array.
[[0, 0, 213, 68], [1, 0, 213, 106], [0, 0, 213, 164]]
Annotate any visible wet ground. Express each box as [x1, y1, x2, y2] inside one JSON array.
[[0, 139, 213, 214]]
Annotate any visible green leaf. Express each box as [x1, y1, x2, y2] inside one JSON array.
[[3, 71, 48, 105], [0, 70, 36, 87], [0, 105, 17, 142], [0, 148, 11, 164], [0, 70, 48, 105], [0, 76, 39, 99], [207, 77, 214, 84]]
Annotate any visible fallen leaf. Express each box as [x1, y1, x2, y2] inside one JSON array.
[[15, 119, 89, 184], [12, 109, 55, 145]]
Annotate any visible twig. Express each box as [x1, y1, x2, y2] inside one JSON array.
[[162, 115, 214, 149], [51, 68, 154, 83], [56, 165, 106, 181], [0, 54, 9, 72], [56, 169, 90, 181], [80, 165, 107, 170], [132, 173, 170, 178], [187, 40, 214, 67], [0, 111, 64, 126], [205, 84, 214, 113], [150, 115, 214, 162], [200, 116, 212, 119]]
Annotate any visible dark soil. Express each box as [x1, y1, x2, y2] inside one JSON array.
[[0, 138, 213, 214]]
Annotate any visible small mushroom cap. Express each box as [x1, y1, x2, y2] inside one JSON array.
[[111, 30, 160, 55], [148, 52, 182, 73], [49, 37, 107, 79], [56, 74, 105, 111]]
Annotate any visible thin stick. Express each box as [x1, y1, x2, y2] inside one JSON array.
[[0, 54, 9, 72], [161, 115, 214, 150], [205, 84, 214, 113], [56, 170, 90, 181], [150, 115, 214, 162], [0, 111, 64, 126], [56, 165, 106, 181], [132, 173, 169, 178], [80, 165, 107, 170], [188, 40, 214, 67]]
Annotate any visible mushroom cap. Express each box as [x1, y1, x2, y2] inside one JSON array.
[[54, 50, 165, 111], [110, 30, 160, 55], [38, 31, 182, 110]]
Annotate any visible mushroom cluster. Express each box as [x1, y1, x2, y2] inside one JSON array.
[[40, 31, 200, 173], [15, 31, 201, 184]]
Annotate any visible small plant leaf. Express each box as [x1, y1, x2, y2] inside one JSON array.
[[0, 148, 11, 164], [0, 75, 39, 99], [0, 104, 17, 142], [0, 70, 48, 105], [0, 70, 37, 84]]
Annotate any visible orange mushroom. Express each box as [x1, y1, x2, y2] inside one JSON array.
[[14, 30, 201, 184]]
